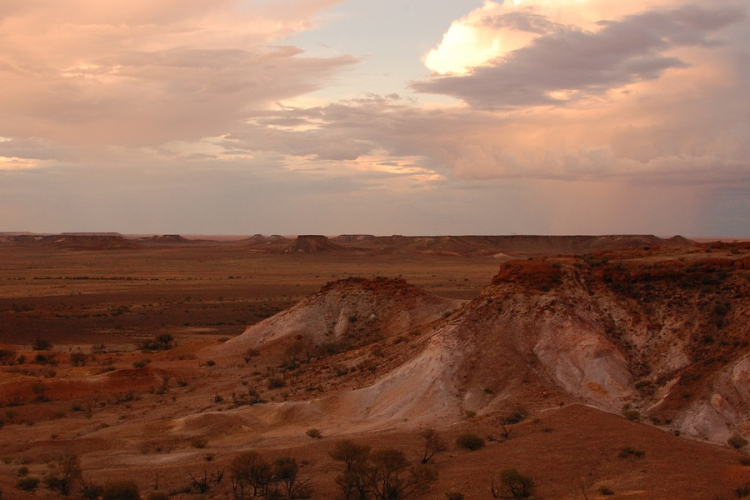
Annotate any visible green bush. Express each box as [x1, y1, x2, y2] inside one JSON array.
[[102, 480, 140, 500], [456, 433, 485, 451]]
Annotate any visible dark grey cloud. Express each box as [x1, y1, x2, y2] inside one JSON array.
[[413, 5, 745, 108]]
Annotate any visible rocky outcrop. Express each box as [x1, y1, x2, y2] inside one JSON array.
[[206, 246, 750, 443], [209, 277, 464, 356], [283, 235, 346, 254]]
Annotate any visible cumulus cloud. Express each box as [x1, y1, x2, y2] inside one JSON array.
[[416, 4, 744, 108]]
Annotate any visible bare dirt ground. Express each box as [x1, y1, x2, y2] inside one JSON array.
[[0, 244, 497, 346], [1, 236, 749, 499]]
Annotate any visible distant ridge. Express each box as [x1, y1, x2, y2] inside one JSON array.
[[61, 232, 123, 237], [1, 234, 140, 250], [283, 235, 347, 254], [0, 232, 695, 255], [328, 234, 693, 257]]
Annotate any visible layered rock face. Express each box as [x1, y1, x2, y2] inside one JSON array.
[[209, 247, 750, 442]]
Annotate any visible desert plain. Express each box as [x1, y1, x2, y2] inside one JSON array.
[[1, 233, 750, 499]]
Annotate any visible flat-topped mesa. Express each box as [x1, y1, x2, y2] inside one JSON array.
[[0, 233, 139, 249], [283, 234, 346, 254], [49, 234, 139, 250]]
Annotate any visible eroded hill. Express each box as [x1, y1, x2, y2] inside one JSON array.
[[201, 243, 750, 442]]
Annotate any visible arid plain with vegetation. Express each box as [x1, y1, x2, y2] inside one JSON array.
[[1, 233, 750, 500]]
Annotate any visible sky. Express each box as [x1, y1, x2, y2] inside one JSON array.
[[1, 0, 749, 237]]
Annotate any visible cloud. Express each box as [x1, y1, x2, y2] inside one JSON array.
[[0, 0, 353, 147], [415, 4, 744, 108], [2, 0, 749, 236], [224, 75, 750, 186]]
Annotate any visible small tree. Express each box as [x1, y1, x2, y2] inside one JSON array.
[[44, 452, 82, 495], [331, 440, 371, 471], [32, 381, 49, 402], [331, 440, 371, 500], [420, 428, 447, 464], [283, 338, 314, 370], [188, 469, 211, 494], [274, 456, 310, 500], [370, 448, 410, 500], [331, 442, 436, 500], [230, 451, 273, 498], [491, 469, 534, 499], [369, 448, 436, 500]]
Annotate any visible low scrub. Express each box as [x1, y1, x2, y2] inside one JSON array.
[[16, 476, 40, 491], [729, 434, 749, 449], [456, 433, 485, 451], [618, 446, 645, 459], [140, 334, 174, 352], [102, 480, 140, 500]]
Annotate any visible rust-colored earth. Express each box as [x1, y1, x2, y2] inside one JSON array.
[[1, 234, 749, 499]]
